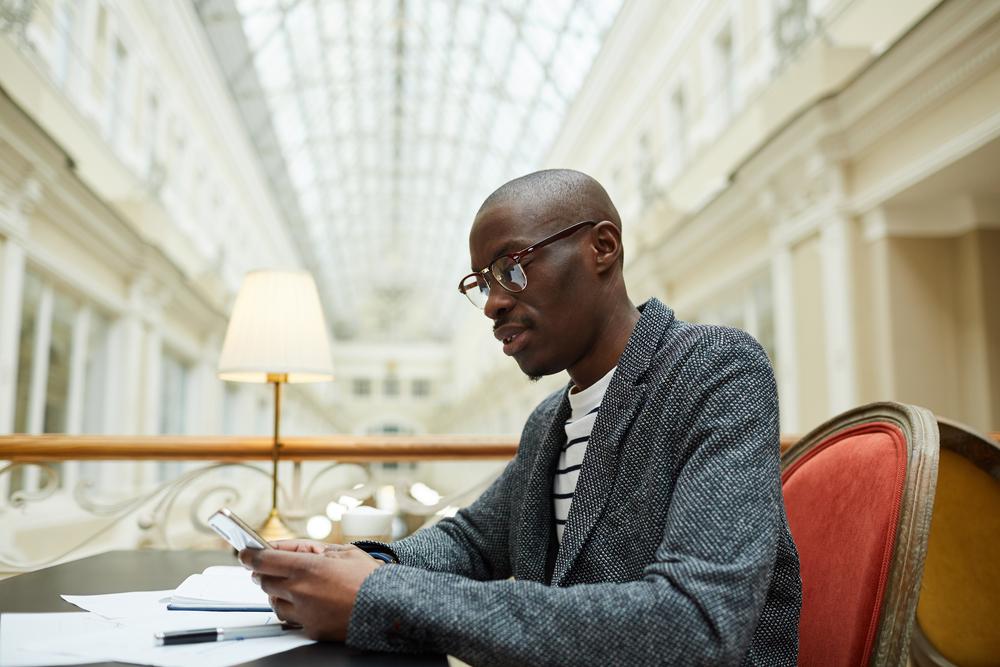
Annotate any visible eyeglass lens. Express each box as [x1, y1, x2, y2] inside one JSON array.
[[492, 257, 527, 291], [460, 260, 528, 308]]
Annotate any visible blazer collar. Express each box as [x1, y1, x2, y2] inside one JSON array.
[[518, 299, 675, 585], [516, 395, 571, 583]]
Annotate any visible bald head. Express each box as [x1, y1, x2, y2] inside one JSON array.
[[467, 168, 637, 388], [477, 169, 621, 233]]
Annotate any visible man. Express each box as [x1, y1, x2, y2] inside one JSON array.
[[241, 169, 802, 665]]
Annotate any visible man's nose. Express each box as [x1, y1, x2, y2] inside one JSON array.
[[484, 284, 515, 320]]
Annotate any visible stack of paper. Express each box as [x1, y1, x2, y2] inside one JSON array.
[[0, 566, 312, 667], [167, 565, 271, 611]]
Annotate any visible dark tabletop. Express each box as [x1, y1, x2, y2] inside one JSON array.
[[0, 549, 446, 667]]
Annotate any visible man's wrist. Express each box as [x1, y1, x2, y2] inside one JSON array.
[[352, 540, 401, 563]]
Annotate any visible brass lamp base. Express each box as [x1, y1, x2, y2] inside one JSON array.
[[258, 508, 296, 543]]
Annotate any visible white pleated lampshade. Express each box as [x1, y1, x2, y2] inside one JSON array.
[[218, 270, 334, 383]]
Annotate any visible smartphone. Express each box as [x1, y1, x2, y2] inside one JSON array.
[[207, 508, 273, 550]]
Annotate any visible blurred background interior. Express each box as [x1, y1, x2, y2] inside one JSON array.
[[0, 0, 998, 583]]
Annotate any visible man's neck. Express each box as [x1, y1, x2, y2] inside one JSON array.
[[567, 299, 640, 391]]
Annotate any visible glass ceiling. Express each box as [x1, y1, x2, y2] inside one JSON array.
[[197, 0, 624, 341]]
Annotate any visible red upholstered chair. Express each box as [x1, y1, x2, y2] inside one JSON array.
[[782, 402, 939, 666]]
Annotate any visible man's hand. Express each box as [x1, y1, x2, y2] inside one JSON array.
[[269, 538, 337, 554], [239, 543, 384, 641]]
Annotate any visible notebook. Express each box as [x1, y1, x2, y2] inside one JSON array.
[[167, 565, 272, 611]]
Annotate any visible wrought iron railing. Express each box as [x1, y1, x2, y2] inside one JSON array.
[[0, 436, 516, 574], [2, 432, 996, 575]]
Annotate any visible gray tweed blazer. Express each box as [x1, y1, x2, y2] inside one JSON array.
[[348, 299, 801, 666]]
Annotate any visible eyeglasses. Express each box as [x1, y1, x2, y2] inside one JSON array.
[[458, 220, 597, 309]]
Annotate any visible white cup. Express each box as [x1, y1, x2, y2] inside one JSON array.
[[341, 507, 393, 544]]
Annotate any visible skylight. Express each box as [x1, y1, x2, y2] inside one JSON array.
[[198, 0, 623, 340]]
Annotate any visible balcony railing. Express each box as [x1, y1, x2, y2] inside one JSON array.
[[2, 433, 997, 575], [0, 435, 520, 574]]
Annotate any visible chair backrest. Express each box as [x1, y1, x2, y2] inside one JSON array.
[[910, 418, 1000, 667], [781, 402, 939, 667]]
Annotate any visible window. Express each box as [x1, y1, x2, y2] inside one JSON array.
[[82, 310, 110, 434], [635, 132, 656, 206], [144, 93, 161, 178], [773, 0, 812, 62], [54, 0, 77, 85], [13, 272, 42, 434], [665, 85, 687, 180], [91, 6, 108, 99], [9, 273, 106, 496], [108, 39, 129, 145], [43, 291, 76, 434], [352, 378, 371, 397], [222, 384, 242, 434], [713, 23, 737, 123], [159, 350, 189, 435], [159, 350, 190, 481], [383, 376, 400, 397], [12, 273, 76, 435], [411, 378, 431, 398]]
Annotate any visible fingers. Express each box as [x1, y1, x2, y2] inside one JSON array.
[[272, 539, 329, 554], [321, 543, 354, 553], [269, 596, 298, 625], [239, 546, 315, 575], [258, 574, 294, 602]]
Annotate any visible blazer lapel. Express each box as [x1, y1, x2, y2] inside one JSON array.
[[515, 394, 571, 583], [551, 381, 646, 585], [551, 298, 674, 586]]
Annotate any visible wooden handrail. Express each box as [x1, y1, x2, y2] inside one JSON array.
[[1, 433, 996, 462], [0, 435, 519, 462]]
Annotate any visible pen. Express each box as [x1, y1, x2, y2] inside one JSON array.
[[154, 622, 300, 646]]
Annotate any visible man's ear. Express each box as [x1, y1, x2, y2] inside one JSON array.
[[591, 221, 623, 274]]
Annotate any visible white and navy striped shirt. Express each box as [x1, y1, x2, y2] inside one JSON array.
[[553, 366, 617, 543]]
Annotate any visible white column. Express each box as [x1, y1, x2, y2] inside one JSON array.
[[771, 245, 799, 434], [139, 319, 162, 490], [98, 281, 145, 496], [24, 285, 54, 493], [0, 237, 26, 508], [0, 238, 26, 434], [62, 305, 92, 492], [819, 215, 858, 415]]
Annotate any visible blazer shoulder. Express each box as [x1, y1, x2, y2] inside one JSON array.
[[648, 320, 771, 381]]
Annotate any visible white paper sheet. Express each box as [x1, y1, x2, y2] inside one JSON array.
[[170, 566, 270, 608], [0, 613, 112, 666], [1, 612, 315, 667], [62, 589, 174, 619], [62, 589, 273, 626]]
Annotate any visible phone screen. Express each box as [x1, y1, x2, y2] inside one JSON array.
[[208, 508, 272, 550]]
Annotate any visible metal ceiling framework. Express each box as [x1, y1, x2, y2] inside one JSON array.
[[196, 0, 623, 341]]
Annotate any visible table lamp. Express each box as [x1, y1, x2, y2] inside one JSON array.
[[218, 270, 334, 541]]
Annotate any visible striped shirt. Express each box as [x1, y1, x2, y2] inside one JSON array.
[[553, 366, 616, 543]]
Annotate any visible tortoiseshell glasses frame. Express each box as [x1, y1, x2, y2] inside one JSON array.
[[457, 220, 597, 308]]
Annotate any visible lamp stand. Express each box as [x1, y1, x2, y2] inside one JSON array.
[[258, 373, 296, 542]]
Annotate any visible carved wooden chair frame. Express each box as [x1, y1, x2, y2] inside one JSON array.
[[781, 401, 939, 667]]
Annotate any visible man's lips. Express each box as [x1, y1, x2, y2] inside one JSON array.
[[494, 324, 531, 355]]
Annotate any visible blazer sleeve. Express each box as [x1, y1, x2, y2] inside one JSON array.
[[377, 399, 555, 580], [379, 456, 519, 580], [346, 339, 786, 666]]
